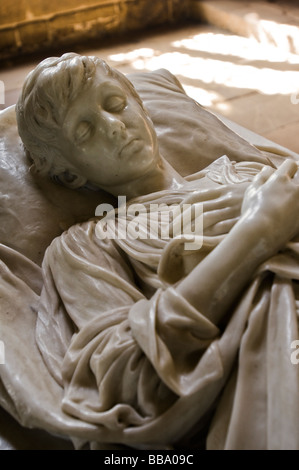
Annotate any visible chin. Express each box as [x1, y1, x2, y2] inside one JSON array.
[[137, 157, 157, 175]]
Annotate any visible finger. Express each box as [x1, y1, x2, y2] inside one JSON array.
[[205, 217, 239, 236], [203, 206, 240, 229], [275, 159, 298, 179], [251, 166, 275, 188], [202, 196, 239, 213], [183, 186, 226, 204]]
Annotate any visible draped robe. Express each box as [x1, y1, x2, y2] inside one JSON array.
[[1, 156, 299, 449]]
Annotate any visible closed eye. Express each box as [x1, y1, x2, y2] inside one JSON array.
[[104, 95, 127, 113], [75, 121, 93, 144]]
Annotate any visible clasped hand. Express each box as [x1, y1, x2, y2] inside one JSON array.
[[241, 159, 299, 254]]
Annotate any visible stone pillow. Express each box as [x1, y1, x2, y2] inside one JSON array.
[[128, 68, 269, 176]]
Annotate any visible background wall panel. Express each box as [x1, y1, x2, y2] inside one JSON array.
[[0, 0, 191, 60]]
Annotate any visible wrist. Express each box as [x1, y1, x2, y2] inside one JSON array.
[[236, 209, 281, 261], [176, 212, 269, 321]]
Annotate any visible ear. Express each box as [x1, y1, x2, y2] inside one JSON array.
[[57, 171, 88, 189]]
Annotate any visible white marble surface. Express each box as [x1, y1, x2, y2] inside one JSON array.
[[0, 108, 297, 450]]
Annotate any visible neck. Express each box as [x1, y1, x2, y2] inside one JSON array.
[[99, 155, 186, 200]]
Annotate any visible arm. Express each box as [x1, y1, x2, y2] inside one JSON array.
[[176, 160, 299, 324]]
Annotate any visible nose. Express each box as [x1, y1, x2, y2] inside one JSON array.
[[102, 112, 126, 140]]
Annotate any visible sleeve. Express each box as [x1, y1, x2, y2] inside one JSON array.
[[128, 287, 220, 396]]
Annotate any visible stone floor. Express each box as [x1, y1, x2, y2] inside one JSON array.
[[1, 15, 299, 155]]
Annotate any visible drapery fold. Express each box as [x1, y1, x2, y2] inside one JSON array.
[[1, 156, 299, 448]]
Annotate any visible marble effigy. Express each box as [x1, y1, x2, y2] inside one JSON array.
[[1, 53, 299, 450]]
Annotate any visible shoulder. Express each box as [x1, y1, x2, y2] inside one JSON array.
[[46, 218, 119, 263]]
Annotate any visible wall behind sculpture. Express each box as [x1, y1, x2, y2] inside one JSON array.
[[0, 0, 191, 61]]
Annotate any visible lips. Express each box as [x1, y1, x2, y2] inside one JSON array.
[[120, 138, 142, 158]]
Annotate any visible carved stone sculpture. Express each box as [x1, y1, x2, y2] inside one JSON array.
[[1, 53, 299, 450]]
